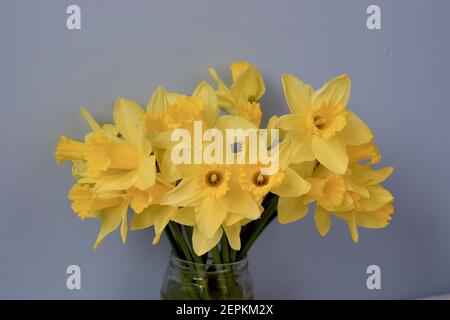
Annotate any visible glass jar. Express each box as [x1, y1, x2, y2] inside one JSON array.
[[160, 253, 254, 300]]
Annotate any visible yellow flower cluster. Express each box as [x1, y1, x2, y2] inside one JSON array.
[[55, 61, 394, 256]]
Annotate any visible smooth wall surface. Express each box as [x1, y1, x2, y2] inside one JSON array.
[[1, 0, 449, 299]]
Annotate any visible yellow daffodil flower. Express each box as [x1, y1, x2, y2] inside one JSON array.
[[160, 164, 261, 255], [209, 61, 265, 126], [278, 159, 394, 242], [55, 99, 156, 191], [278, 74, 373, 174], [144, 82, 219, 182]]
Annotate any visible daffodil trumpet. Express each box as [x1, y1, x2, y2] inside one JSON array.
[[55, 61, 394, 299]]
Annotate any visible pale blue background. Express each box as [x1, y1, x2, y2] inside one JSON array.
[[1, 0, 449, 299]]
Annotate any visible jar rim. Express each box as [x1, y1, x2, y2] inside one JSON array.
[[168, 252, 249, 274]]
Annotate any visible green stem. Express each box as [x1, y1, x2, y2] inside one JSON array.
[[229, 249, 237, 262], [211, 246, 222, 264], [237, 196, 278, 260], [170, 222, 193, 262], [221, 235, 230, 264], [164, 226, 182, 258]]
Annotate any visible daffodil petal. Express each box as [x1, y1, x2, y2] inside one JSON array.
[[80, 107, 101, 131], [312, 74, 351, 107], [93, 201, 128, 250], [160, 177, 202, 207], [222, 183, 260, 220], [281, 73, 312, 114], [152, 206, 177, 245], [278, 196, 309, 224], [347, 213, 359, 243], [339, 112, 373, 145], [172, 207, 196, 226], [113, 98, 146, 150], [196, 196, 227, 238], [230, 62, 265, 101], [193, 81, 219, 128], [135, 155, 156, 190], [120, 203, 128, 244], [314, 205, 331, 237], [312, 135, 348, 174], [277, 114, 303, 131], [355, 203, 394, 229], [364, 185, 394, 211], [146, 86, 168, 113], [209, 68, 235, 110], [289, 133, 315, 164], [223, 224, 241, 250], [159, 149, 182, 183], [215, 115, 257, 132], [130, 205, 157, 230], [192, 226, 223, 256], [94, 170, 138, 192], [271, 168, 311, 197]]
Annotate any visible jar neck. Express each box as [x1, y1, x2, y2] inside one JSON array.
[[168, 252, 249, 275]]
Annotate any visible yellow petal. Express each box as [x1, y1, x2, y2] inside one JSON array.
[[152, 206, 177, 245], [281, 73, 312, 114], [339, 112, 373, 145], [365, 166, 394, 185], [193, 81, 219, 128], [80, 107, 101, 131], [222, 182, 260, 219], [311, 135, 348, 174], [160, 177, 202, 207], [113, 98, 146, 149], [277, 196, 309, 224], [215, 115, 257, 132], [192, 226, 223, 256], [230, 62, 265, 101], [130, 205, 158, 230], [347, 212, 359, 243], [172, 207, 196, 226], [146, 86, 168, 113], [94, 170, 138, 192], [135, 155, 156, 190], [355, 203, 394, 229], [230, 61, 251, 81], [93, 201, 128, 250], [196, 196, 227, 238], [288, 133, 315, 164], [120, 203, 128, 244], [55, 136, 89, 164], [277, 114, 303, 131], [313, 74, 351, 107], [314, 205, 331, 236], [127, 187, 153, 214], [159, 149, 182, 182], [347, 141, 381, 164], [209, 68, 235, 110], [363, 185, 394, 211], [223, 224, 241, 250], [271, 167, 311, 197]]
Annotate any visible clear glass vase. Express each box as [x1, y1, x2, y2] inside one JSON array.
[[160, 253, 254, 300]]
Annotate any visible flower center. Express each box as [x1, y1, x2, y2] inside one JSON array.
[[206, 171, 223, 187], [308, 101, 347, 139], [313, 115, 326, 129], [253, 173, 269, 186]]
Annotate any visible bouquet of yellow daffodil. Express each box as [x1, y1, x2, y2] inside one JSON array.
[[55, 61, 394, 299]]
